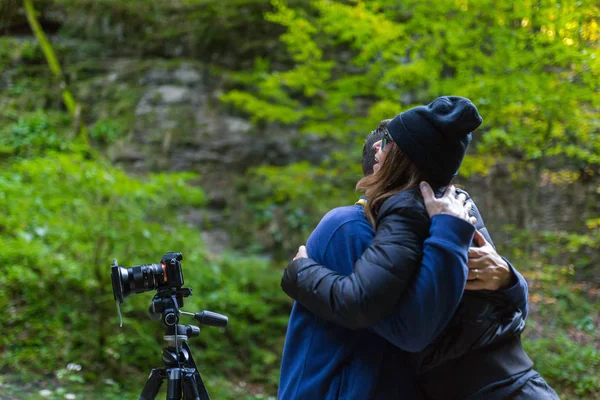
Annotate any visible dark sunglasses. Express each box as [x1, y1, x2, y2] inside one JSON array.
[[381, 130, 393, 151]]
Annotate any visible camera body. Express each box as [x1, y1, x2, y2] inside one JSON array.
[[111, 252, 185, 304]]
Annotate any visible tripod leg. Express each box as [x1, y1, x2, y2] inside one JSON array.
[[192, 371, 210, 400], [182, 369, 210, 400], [166, 368, 183, 400], [182, 370, 200, 400], [139, 368, 164, 400], [181, 343, 210, 400]]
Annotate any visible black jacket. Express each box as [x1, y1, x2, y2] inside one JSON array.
[[282, 189, 429, 329], [281, 187, 532, 398]]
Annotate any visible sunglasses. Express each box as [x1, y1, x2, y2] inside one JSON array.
[[381, 130, 393, 151]]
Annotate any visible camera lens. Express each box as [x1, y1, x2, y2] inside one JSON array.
[[112, 263, 165, 303]]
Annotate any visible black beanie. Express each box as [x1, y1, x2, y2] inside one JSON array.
[[386, 96, 483, 185]]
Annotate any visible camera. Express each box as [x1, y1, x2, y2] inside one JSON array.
[[111, 251, 184, 304]]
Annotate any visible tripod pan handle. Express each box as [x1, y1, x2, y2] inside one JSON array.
[[195, 310, 228, 327]]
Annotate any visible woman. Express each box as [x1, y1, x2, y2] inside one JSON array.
[[281, 97, 558, 399]]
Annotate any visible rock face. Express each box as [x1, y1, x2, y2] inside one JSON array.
[[459, 170, 596, 239], [108, 61, 333, 250], [464, 170, 600, 283], [114, 62, 328, 174]]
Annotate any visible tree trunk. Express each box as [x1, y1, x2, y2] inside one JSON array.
[[23, 0, 90, 146]]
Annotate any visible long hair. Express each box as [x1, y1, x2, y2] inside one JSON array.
[[356, 142, 426, 226]]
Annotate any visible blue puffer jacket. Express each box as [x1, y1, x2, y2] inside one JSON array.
[[281, 187, 533, 399]]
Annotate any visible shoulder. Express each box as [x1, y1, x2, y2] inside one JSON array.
[[318, 205, 373, 234], [307, 205, 374, 261], [377, 187, 429, 222], [309, 205, 373, 246]]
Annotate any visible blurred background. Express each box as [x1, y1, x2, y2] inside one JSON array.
[[0, 0, 598, 399]]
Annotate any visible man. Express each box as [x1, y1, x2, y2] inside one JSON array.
[[278, 121, 528, 399]]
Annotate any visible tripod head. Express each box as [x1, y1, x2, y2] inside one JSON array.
[[148, 287, 228, 335]]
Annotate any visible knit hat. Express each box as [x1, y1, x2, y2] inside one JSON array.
[[386, 96, 482, 185]]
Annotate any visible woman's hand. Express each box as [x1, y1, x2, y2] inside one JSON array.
[[466, 230, 512, 290], [419, 181, 476, 225], [293, 245, 308, 261]]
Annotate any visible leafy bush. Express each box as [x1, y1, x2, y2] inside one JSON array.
[[228, 158, 363, 258], [0, 111, 73, 156], [0, 150, 201, 372], [89, 119, 122, 145], [524, 335, 600, 399], [513, 249, 600, 399], [500, 223, 600, 286], [0, 150, 289, 392]]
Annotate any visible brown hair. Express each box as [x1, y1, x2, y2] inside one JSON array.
[[356, 142, 426, 226]]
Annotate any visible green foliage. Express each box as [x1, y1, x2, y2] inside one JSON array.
[[0, 149, 200, 371], [0, 38, 76, 146], [0, 148, 289, 392], [525, 336, 600, 398], [506, 244, 600, 398], [0, 37, 45, 67], [0, 110, 73, 156], [229, 159, 363, 256], [2, 37, 144, 151], [223, 0, 600, 169], [500, 222, 600, 285], [89, 119, 122, 145], [2, 0, 299, 70]]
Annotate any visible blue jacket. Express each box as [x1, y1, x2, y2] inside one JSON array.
[[279, 204, 477, 399]]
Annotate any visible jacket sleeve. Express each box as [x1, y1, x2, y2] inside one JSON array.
[[500, 258, 529, 320], [412, 290, 527, 373], [421, 266, 529, 370], [281, 205, 429, 330], [369, 214, 474, 352]]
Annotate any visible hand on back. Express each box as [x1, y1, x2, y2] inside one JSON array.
[[419, 181, 476, 225], [466, 231, 512, 291], [420, 181, 512, 291]]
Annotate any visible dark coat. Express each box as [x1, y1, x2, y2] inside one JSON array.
[[281, 187, 533, 398]]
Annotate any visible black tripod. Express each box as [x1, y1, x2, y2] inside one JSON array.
[[139, 290, 228, 400]]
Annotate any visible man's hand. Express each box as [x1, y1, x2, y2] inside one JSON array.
[[293, 245, 308, 261], [419, 182, 476, 225], [466, 230, 512, 290]]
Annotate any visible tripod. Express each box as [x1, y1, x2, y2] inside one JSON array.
[[139, 290, 228, 400]]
